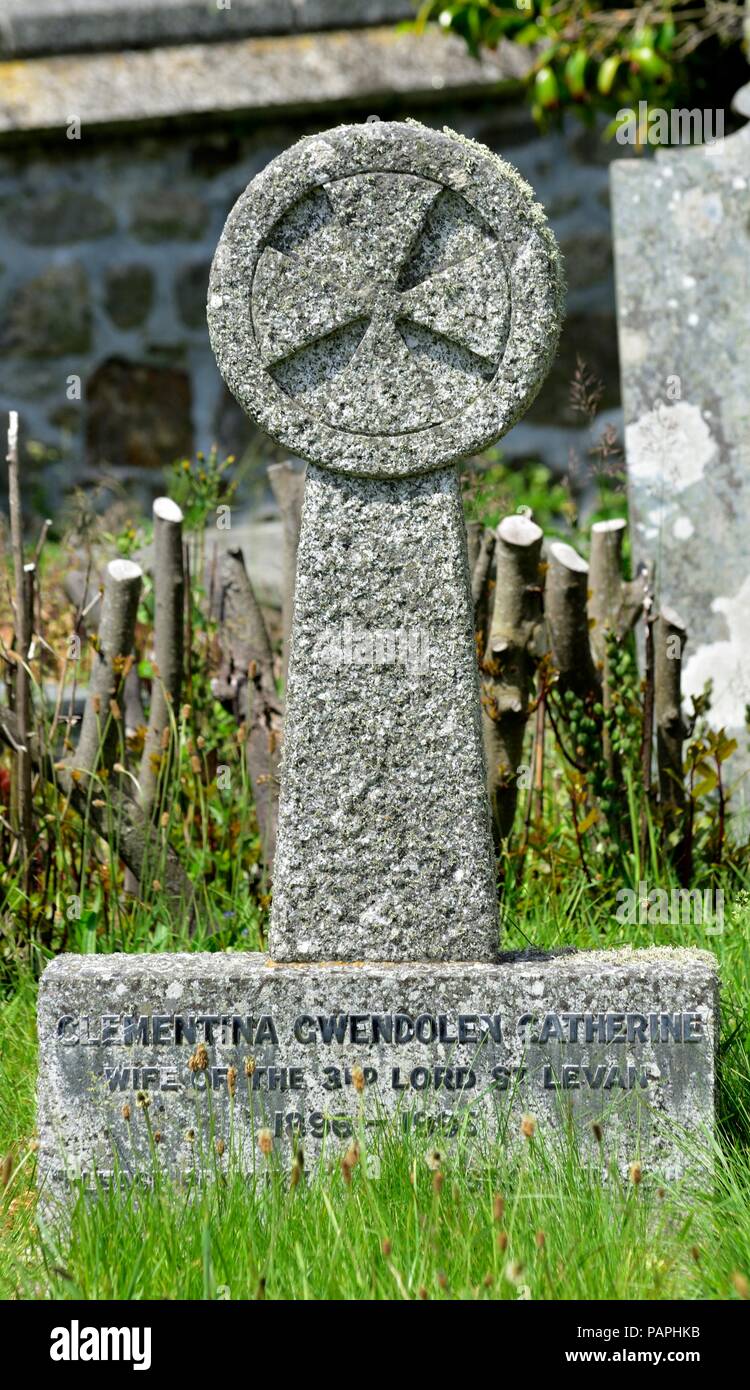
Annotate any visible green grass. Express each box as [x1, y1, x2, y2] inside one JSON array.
[[1, 876, 749, 1302], [1, 459, 748, 1300]]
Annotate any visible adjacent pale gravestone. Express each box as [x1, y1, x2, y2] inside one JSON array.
[[38, 121, 718, 1199], [611, 100, 750, 831]]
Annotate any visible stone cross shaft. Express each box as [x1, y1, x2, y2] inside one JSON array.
[[208, 120, 562, 961]]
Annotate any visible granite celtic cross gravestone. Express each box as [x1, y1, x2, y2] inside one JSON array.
[[37, 122, 717, 1198], [206, 119, 563, 960]]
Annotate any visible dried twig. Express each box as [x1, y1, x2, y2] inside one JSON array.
[[138, 499, 185, 819], [654, 604, 687, 815], [32, 517, 52, 568], [0, 704, 195, 924], [213, 546, 280, 875], [6, 411, 32, 868], [639, 579, 656, 866]]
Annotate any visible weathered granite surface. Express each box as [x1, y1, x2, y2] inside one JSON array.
[[0, 29, 527, 138], [611, 102, 750, 831], [209, 120, 562, 958], [271, 464, 497, 960], [209, 120, 563, 477], [37, 948, 718, 1200]]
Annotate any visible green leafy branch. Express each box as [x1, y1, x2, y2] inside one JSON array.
[[416, 1, 746, 132]]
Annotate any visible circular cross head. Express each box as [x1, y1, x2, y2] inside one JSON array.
[[208, 121, 563, 479]]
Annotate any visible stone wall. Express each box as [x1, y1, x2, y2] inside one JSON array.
[[0, 30, 622, 515], [0, 0, 417, 57]]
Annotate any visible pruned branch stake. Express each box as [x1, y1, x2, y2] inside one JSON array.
[[73, 558, 142, 780], [214, 545, 281, 876], [546, 540, 600, 699], [482, 513, 544, 848], [139, 498, 185, 818], [588, 517, 646, 661]]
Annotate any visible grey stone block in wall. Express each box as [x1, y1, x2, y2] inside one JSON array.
[[1, 262, 91, 357], [611, 101, 750, 831], [104, 264, 155, 330], [10, 189, 115, 245], [85, 359, 193, 471], [37, 947, 718, 1202], [0, 0, 417, 59], [175, 260, 211, 330], [131, 191, 209, 243]]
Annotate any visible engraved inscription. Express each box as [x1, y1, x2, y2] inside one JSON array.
[[51, 1006, 705, 1120]]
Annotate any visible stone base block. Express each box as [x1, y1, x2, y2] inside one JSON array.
[[37, 947, 718, 1200]]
